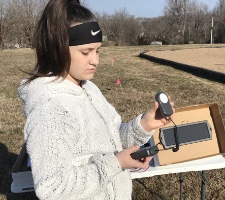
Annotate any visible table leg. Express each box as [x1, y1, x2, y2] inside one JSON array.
[[179, 172, 183, 200], [201, 171, 207, 200]]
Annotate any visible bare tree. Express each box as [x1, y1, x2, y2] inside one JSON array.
[[99, 8, 140, 46], [164, 0, 190, 44], [80, 0, 88, 6], [188, 0, 209, 43], [214, 0, 225, 43], [140, 16, 169, 45], [0, 0, 14, 49], [10, 0, 40, 47]]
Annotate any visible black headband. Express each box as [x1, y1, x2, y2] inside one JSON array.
[[68, 22, 102, 46]]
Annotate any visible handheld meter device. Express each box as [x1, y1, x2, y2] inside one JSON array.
[[155, 92, 173, 117]]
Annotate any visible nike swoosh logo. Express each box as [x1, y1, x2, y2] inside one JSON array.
[[91, 30, 101, 36]]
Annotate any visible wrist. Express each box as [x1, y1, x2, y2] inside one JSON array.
[[140, 116, 154, 132]]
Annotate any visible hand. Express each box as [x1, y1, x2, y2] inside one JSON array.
[[115, 146, 153, 169], [140, 96, 175, 132]]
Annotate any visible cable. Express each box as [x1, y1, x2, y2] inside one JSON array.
[[169, 117, 180, 152]]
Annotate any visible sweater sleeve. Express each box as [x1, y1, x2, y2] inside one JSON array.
[[106, 102, 155, 149], [24, 100, 122, 200], [118, 113, 155, 148]]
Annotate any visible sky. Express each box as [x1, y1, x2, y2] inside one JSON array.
[[85, 0, 217, 18]]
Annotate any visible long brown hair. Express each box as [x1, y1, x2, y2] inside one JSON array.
[[29, 0, 95, 81]]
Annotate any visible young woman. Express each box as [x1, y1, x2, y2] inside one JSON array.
[[18, 0, 174, 199]]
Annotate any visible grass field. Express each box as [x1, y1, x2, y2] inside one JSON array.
[[1, 44, 225, 199]]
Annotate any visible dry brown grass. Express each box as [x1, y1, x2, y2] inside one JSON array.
[[1, 44, 225, 199]]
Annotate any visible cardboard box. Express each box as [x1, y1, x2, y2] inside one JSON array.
[[151, 103, 225, 166], [11, 143, 34, 193]]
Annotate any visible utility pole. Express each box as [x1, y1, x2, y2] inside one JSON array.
[[189, 26, 190, 42], [210, 17, 214, 44]]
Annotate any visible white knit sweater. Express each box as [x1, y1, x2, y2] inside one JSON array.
[[18, 77, 154, 200]]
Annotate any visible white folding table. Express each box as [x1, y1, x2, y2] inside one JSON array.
[[131, 155, 225, 199]]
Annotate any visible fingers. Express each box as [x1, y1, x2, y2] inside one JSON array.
[[150, 101, 159, 114], [135, 156, 153, 169], [129, 145, 140, 153], [145, 156, 153, 164], [129, 146, 153, 169], [116, 145, 155, 170], [161, 117, 171, 125], [140, 156, 153, 164], [154, 101, 159, 109]]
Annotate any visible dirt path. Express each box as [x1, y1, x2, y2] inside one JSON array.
[[146, 47, 225, 74]]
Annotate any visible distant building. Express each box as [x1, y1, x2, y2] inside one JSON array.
[[15, 43, 20, 48], [103, 35, 108, 41], [151, 41, 162, 45]]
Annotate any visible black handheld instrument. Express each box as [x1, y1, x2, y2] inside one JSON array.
[[130, 145, 159, 160], [155, 92, 173, 117]]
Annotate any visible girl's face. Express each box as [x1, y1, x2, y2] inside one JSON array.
[[66, 42, 102, 85]]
